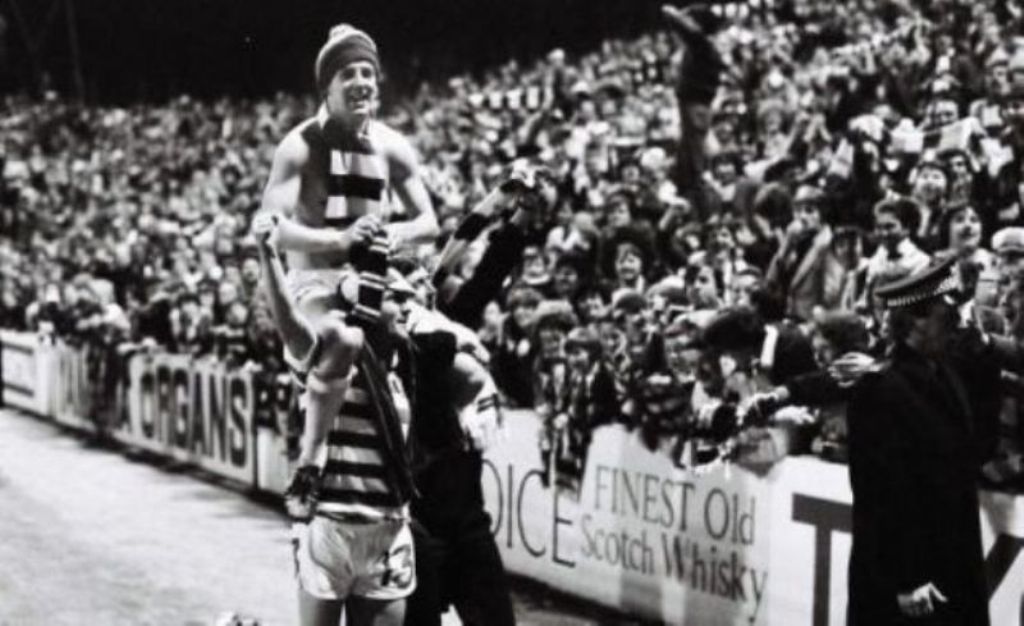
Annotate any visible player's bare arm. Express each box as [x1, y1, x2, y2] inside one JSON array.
[[257, 131, 355, 255], [381, 124, 439, 247]]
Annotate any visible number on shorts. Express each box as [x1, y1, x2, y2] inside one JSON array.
[[379, 544, 414, 590]]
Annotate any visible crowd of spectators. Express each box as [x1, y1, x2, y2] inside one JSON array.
[[4, 0, 1024, 489]]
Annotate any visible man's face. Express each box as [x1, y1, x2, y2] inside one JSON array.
[[930, 99, 959, 128], [874, 211, 908, 251], [241, 258, 260, 284], [227, 302, 249, 327], [217, 282, 238, 307], [325, 60, 379, 121], [608, 199, 632, 228], [948, 207, 982, 251], [912, 300, 959, 356], [181, 300, 199, 320], [598, 321, 624, 355], [714, 226, 735, 250], [380, 289, 411, 338], [621, 164, 641, 185], [712, 159, 738, 185], [567, 345, 592, 373], [688, 266, 719, 308], [615, 249, 643, 284], [946, 154, 970, 180], [811, 332, 835, 368], [997, 249, 1024, 284], [729, 274, 760, 306], [538, 327, 565, 360], [553, 265, 580, 298], [712, 116, 735, 143], [794, 201, 822, 232], [913, 168, 948, 206], [199, 290, 216, 311], [1004, 96, 1024, 127], [988, 64, 1009, 97], [511, 300, 538, 330], [665, 339, 700, 380], [580, 294, 607, 322]]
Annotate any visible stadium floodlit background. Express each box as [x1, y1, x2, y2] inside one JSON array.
[[0, 0, 668, 101]]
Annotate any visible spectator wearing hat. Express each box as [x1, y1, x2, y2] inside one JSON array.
[[994, 226, 1024, 284], [863, 197, 931, 308], [766, 184, 845, 320], [254, 24, 439, 501], [993, 227, 1024, 337], [845, 257, 996, 626], [978, 226, 1024, 488]]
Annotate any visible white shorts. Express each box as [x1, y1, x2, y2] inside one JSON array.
[[283, 268, 348, 376], [286, 268, 347, 313], [291, 517, 416, 601]]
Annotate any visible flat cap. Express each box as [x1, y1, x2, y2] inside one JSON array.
[[993, 227, 1024, 255]]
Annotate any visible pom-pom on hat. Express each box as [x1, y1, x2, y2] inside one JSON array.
[[315, 24, 380, 93]]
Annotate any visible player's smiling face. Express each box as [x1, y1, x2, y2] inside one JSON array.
[[325, 60, 378, 121]]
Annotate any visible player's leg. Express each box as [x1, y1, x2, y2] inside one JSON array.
[[443, 456, 515, 626], [346, 596, 406, 626], [350, 521, 417, 626], [293, 516, 355, 626], [298, 313, 363, 468], [298, 591, 343, 626], [298, 225, 388, 468], [253, 212, 318, 362], [403, 521, 444, 626]]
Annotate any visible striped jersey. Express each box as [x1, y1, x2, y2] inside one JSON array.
[[318, 358, 411, 521], [290, 345, 412, 521]]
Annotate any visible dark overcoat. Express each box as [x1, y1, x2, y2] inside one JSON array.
[[846, 342, 989, 626]]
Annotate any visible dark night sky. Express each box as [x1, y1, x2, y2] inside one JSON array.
[[1, 0, 673, 103]]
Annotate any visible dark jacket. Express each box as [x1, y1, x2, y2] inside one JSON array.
[[845, 343, 989, 626]]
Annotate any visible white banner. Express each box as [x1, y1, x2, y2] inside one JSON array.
[[119, 353, 256, 486], [483, 410, 1024, 625], [1, 330, 52, 415]]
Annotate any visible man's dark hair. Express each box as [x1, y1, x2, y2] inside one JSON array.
[[874, 197, 921, 233], [815, 312, 870, 355], [699, 305, 765, 353]]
